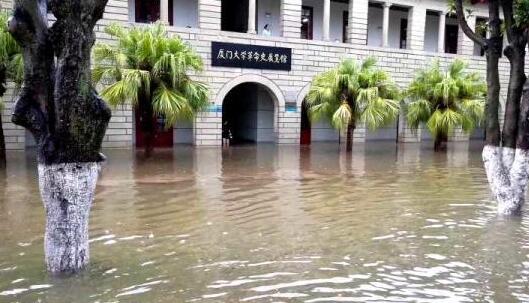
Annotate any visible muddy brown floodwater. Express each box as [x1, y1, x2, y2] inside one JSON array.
[[1, 142, 529, 302]]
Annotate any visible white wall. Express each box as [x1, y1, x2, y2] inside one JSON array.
[[367, 6, 409, 49], [312, 119, 340, 142], [173, 0, 198, 28], [301, 0, 349, 41], [174, 120, 194, 144], [257, 0, 281, 37]]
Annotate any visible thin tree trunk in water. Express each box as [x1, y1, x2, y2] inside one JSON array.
[[0, 113, 5, 168], [434, 133, 448, 152], [140, 97, 155, 156], [9, 0, 110, 274], [345, 121, 355, 152], [0, 65, 6, 168]]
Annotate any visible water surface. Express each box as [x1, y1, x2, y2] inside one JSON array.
[[1, 142, 529, 302]]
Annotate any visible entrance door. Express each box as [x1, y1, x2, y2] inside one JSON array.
[[135, 111, 174, 148], [300, 101, 311, 145]]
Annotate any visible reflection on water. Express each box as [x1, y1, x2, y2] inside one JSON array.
[[1, 142, 529, 302]]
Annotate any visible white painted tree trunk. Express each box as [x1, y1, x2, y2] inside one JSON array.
[[483, 145, 529, 215], [38, 162, 100, 274]]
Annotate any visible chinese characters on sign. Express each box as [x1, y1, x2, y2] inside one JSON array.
[[211, 42, 292, 71]]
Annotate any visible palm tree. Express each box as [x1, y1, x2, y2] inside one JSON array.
[[404, 59, 486, 151], [306, 57, 400, 151], [93, 22, 208, 154], [0, 11, 24, 166]]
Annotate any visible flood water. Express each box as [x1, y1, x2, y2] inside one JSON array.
[[1, 142, 529, 302]]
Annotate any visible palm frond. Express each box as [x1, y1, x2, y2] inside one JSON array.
[[406, 59, 485, 138], [332, 102, 353, 130], [305, 57, 400, 132], [93, 22, 208, 128]]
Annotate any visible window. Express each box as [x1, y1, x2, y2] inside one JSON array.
[[135, 0, 173, 25], [343, 11, 349, 43], [399, 19, 407, 49], [445, 24, 459, 54], [301, 6, 313, 40], [221, 0, 249, 33], [474, 18, 487, 56]]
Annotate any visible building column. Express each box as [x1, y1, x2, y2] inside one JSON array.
[[160, 0, 169, 24], [198, 0, 221, 30], [382, 2, 390, 47], [281, 0, 302, 38], [407, 6, 426, 50], [347, 0, 369, 45], [438, 11, 446, 52], [248, 0, 257, 34], [323, 0, 331, 41], [457, 15, 475, 55]]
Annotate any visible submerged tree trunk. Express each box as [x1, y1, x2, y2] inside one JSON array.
[[345, 121, 355, 152], [455, 0, 529, 215], [139, 89, 155, 156], [0, 65, 6, 167], [0, 113, 5, 168], [39, 163, 100, 272], [434, 133, 448, 152], [9, 0, 110, 273]]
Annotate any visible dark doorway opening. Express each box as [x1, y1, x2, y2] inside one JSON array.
[[300, 100, 311, 145], [135, 0, 174, 25], [445, 24, 459, 54], [221, 0, 249, 33], [222, 83, 276, 145]]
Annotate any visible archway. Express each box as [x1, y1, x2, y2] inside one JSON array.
[[222, 82, 277, 145]]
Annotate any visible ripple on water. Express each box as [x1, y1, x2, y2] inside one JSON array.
[[1, 143, 529, 302]]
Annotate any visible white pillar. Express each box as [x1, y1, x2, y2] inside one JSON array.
[[248, 0, 257, 34], [457, 15, 475, 55], [199, 0, 221, 30], [160, 0, 169, 24], [323, 0, 331, 41], [382, 2, 391, 47], [348, 0, 369, 45], [281, 0, 302, 38], [438, 12, 446, 52]]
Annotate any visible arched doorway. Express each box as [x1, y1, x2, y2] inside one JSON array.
[[222, 82, 277, 145]]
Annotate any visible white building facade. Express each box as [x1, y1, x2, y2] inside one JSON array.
[[0, 0, 523, 149]]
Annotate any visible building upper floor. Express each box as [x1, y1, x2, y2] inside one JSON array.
[[123, 0, 496, 57]]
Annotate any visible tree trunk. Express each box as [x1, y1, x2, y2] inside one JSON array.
[[434, 133, 448, 152], [483, 83, 529, 215], [39, 162, 100, 273], [457, 0, 529, 215], [141, 113, 155, 156], [345, 121, 355, 152], [139, 88, 155, 156], [9, 0, 110, 274], [0, 65, 6, 168], [0, 113, 5, 168]]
